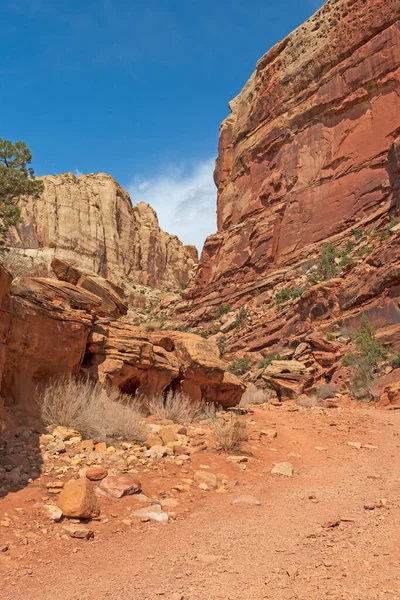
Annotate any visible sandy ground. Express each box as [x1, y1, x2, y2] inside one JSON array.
[[0, 403, 399, 600]]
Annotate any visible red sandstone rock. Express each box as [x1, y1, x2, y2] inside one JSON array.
[[58, 478, 100, 519]]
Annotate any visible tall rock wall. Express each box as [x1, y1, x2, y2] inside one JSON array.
[[5, 173, 197, 290], [187, 0, 399, 315]]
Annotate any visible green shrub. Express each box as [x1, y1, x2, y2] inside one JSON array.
[[218, 335, 227, 355], [326, 333, 335, 341], [342, 353, 357, 367], [379, 229, 390, 243], [307, 242, 338, 286], [200, 331, 209, 339], [391, 352, 400, 369], [273, 286, 304, 306], [214, 303, 231, 319], [227, 357, 251, 376], [389, 216, 399, 229], [352, 228, 363, 241], [180, 281, 188, 290], [258, 353, 281, 369], [357, 246, 373, 257]]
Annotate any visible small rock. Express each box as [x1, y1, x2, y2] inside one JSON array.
[[53, 426, 80, 441], [85, 467, 108, 481], [132, 506, 169, 523], [232, 495, 262, 506], [47, 439, 66, 454], [173, 445, 190, 456], [260, 429, 277, 439], [271, 462, 294, 477], [160, 426, 178, 446], [42, 504, 63, 522], [226, 455, 248, 463], [347, 441, 362, 449], [100, 474, 142, 498], [286, 566, 299, 578], [62, 523, 94, 539]]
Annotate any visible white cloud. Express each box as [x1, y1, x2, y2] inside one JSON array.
[[128, 158, 217, 252]]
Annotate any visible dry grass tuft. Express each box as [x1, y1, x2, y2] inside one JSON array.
[[210, 413, 248, 451], [146, 391, 220, 424], [314, 382, 337, 400], [239, 385, 270, 407], [38, 377, 148, 443]]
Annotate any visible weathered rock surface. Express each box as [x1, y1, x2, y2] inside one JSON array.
[[0, 265, 12, 433], [176, 0, 400, 372], [84, 324, 244, 407], [5, 173, 197, 290], [1, 277, 98, 407]]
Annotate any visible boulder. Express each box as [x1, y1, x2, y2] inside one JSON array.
[[262, 360, 313, 398], [99, 474, 141, 498]]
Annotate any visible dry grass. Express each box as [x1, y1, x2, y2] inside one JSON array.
[[38, 377, 148, 443], [210, 413, 248, 451], [146, 391, 220, 424], [239, 385, 270, 407], [314, 382, 337, 400]]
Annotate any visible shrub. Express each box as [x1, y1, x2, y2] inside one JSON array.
[[389, 216, 399, 229], [214, 303, 231, 319], [326, 333, 335, 341], [239, 386, 270, 407], [273, 286, 304, 306], [307, 242, 338, 286], [390, 352, 400, 369], [342, 353, 357, 367], [38, 378, 148, 443], [235, 306, 248, 326], [258, 353, 281, 369], [227, 357, 251, 376], [352, 228, 363, 240], [357, 246, 373, 257], [200, 331, 209, 339], [354, 315, 387, 366], [210, 414, 247, 451], [180, 281, 188, 290], [315, 383, 337, 400], [218, 335, 227, 355], [379, 229, 390, 243], [146, 391, 219, 424]]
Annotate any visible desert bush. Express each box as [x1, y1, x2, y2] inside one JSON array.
[[180, 281, 188, 290], [352, 228, 363, 241], [315, 383, 337, 400], [273, 286, 304, 306], [357, 246, 373, 257], [210, 414, 247, 451], [235, 306, 248, 326], [218, 335, 227, 355], [258, 353, 281, 369], [227, 357, 251, 376], [146, 391, 219, 424], [38, 377, 148, 442], [391, 351, 400, 369], [239, 386, 270, 407], [214, 303, 231, 319], [326, 332, 335, 341]]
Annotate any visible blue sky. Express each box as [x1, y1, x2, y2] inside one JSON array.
[[0, 0, 323, 249]]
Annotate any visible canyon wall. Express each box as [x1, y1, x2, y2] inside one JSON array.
[[4, 173, 197, 291], [186, 0, 399, 320]]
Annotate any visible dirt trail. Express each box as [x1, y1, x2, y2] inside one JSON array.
[[1, 404, 399, 600]]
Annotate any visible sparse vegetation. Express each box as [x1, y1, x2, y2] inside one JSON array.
[[217, 335, 227, 355], [307, 242, 339, 286], [214, 303, 232, 319], [235, 306, 248, 326], [342, 315, 388, 399], [352, 228, 363, 241], [273, 286, 304, 306], [357, 246, 373, 257], [258, 353, 281, 369], [210, 413, 248, 451], [38, 377, 148, 442], [180, 281, 188, 290], [227, 357, 251, 376], [239, 386, 270, 407], [391, 351, 400, 369], [326, 333, 335, 341], [146, 391, 219, 424], [314, 382, 337, 400]]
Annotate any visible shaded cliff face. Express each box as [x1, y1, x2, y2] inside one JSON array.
[[188, 0, 399, 312], [5, 173, 198, 290]]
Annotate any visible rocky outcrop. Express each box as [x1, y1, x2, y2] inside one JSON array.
[[4, 173, 197, 290], [0, 271, 243, 411], [178, 0, 400, 366], [184, 0, 399, 311], [84, 324, 244, 408]]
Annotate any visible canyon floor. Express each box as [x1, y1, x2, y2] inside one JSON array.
[[0, 403, 399, 600]]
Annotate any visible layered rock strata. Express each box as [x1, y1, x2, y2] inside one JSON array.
[[5, 173, 198, 290]]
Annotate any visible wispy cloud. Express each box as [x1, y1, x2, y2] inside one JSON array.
[[128, 158, 217, 252]]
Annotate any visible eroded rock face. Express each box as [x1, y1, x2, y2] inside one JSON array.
[[0, 266, 12, 432], [84, 324, 244, 407], [1, 277, 98, 407], [5, 173, 197, 290], [186, 0, 400, 313]]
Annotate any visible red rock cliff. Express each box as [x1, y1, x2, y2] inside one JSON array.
[[187, 0, 399, 317]]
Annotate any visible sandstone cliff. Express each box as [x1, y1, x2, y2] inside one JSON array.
[[4, 172, 197, 291], [180, 0, 400, 357]]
